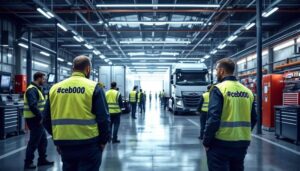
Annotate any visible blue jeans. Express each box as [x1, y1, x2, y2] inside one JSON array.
[[24, 124, 48, 164], [110, 114, 121, 140], [60, 144, 102, 171]]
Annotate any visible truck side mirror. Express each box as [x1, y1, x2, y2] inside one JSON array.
[[170, 75, 174, 84]]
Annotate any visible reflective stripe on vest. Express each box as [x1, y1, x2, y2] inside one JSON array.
[[129, 91, 137, 102], [23, 84, 45, 118], [215, 80, 254, 141], [106, 89, 121, 114], [201, 92, 210, 112], [49, 72, 99, 141]]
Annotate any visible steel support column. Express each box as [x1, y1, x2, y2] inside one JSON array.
[[256, 0, 263, 134], [26, 28, 32, 85], [55, 21, 58, 83], [210, 57, 214, 84], [268, 47, 274, 73]]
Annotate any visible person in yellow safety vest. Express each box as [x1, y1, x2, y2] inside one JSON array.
[[138, 89, 145, 113], [129, 86, 138, 119], [43, 56, 111, 171], [23, 72, 54, 169], [106, 82, 123, 144], [203, 58, 257, 171], [197, 84, 212, 140]]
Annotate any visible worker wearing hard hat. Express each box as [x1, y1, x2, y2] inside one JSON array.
[[43, 56, 111, 171], [203, 58, 257, 171]]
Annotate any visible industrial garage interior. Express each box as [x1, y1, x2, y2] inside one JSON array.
[[0, 0, 300, 171]]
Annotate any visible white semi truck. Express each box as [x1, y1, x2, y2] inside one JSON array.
[[169, 63, 209, 114]]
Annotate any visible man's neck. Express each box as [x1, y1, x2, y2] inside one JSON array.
[[33, 81, 40, 86]]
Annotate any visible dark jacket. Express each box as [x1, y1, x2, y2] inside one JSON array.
[[43, 84, 111, 146], [25, 82, 43, 129], [203, 76, 257, 148]]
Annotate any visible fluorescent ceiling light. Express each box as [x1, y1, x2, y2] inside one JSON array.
[[37, 8, 51, 19], [73, 36, 84, 42], [57, 58, 64, 62], [18, 43, 28, 49], [109, 21, 204, 25], [104, 59, 109, 62], [99, 55, 106, 59], [7, 53, 12, 57], [227, 35, 238, 42], [217, 44, 226, 49], [204, 55, 210, 59], [200, 58, 205, 62], [67, 62, 72, 66], [106, 44, 112, 49], [98, 20, 103, 24], [84, 44, 93, 49], [113, 51, 119, 55], [33, 61, 49, 67], [128, 52, 145, 56], [120, 40, 191, 44], [93, 50, 101, 55], [96, 4, 220, 8], [71, 30, 78, 35], [274, 40, 294, 51], [245, 23, 255, 30], [262, 7, 279, 18], [57, 23, 67, 32], [161, 52, 179, 56], [40, 51, 50, 57], [46, 11, 54, 18], [210, 49, 217, 54], [108, 62, 112, 65]]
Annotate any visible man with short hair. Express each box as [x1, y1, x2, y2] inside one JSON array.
[[129, 86, 138, 119], [138, 89, 144, 113], [203, 58, 257, 171], [24, 72, 54, 169], [43, 55, 111, 171], [106, 82, 123, 143]]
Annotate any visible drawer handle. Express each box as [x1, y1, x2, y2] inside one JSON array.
[[5, 121, 17, 124], [5, 116, 18, 120], [282, 118, 296, 122], [282, 121, 296, 126]]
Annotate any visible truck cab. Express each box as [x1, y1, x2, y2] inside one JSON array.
[[169, 63, 209, 114]]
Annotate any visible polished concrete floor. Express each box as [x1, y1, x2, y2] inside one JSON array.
[[0, 99, 300, 171]]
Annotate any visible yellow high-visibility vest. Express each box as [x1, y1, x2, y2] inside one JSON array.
[[129, 91, 137, 103], [201, 92, 210, 112], [23, 84, 45, 118], [215, 80, 254, 141], [106, 89, 121, 114], [49, 72, 99, 141]]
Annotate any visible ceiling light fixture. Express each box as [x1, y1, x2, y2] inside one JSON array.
[[46, 11, 54, 18], [120, 40, 191, 44], [84, 43, 93, 49], [245, 22, 255, 30], [57, 23, 67, 32], [57, 58, 64, 62], [40, 51, 50, 56], [73, 36, 84, 42], [109, 21, 204, 25], [204, 55, 210, 59], [161, 52, 179, 56], [217, 44, 227, 49], [99, 55, 106, 59], [93, 50, 101, 55], [210, 50, 217, 54], [128, 52, 145, 56], [36, 8, 51, 19], [67, 62, 72, 66], [227, 35, 238, 42], [18, 43, 28, 49], [262, 7, 279, 18], [96, 4, 220, 8]]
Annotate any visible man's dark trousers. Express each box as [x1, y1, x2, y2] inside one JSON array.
[[200, 111, 208, 137], [110, 114, 121, 141], [60, 144, 102, 171], [25, 123, 48, 165], [207, 146, 247, 171], [131, 102, 137, 118]]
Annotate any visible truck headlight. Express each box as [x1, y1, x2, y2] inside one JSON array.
[[176, 99, 183, 106]]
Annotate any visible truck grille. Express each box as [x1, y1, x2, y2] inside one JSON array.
[[182, 95, 201, 108]]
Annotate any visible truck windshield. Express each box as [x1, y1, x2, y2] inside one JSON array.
[[176, 71, 208, 85]]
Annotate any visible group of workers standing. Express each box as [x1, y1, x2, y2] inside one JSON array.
[[23, 55, 257, 171]]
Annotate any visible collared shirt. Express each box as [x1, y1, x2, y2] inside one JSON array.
[[203, 76, 257, 148]]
